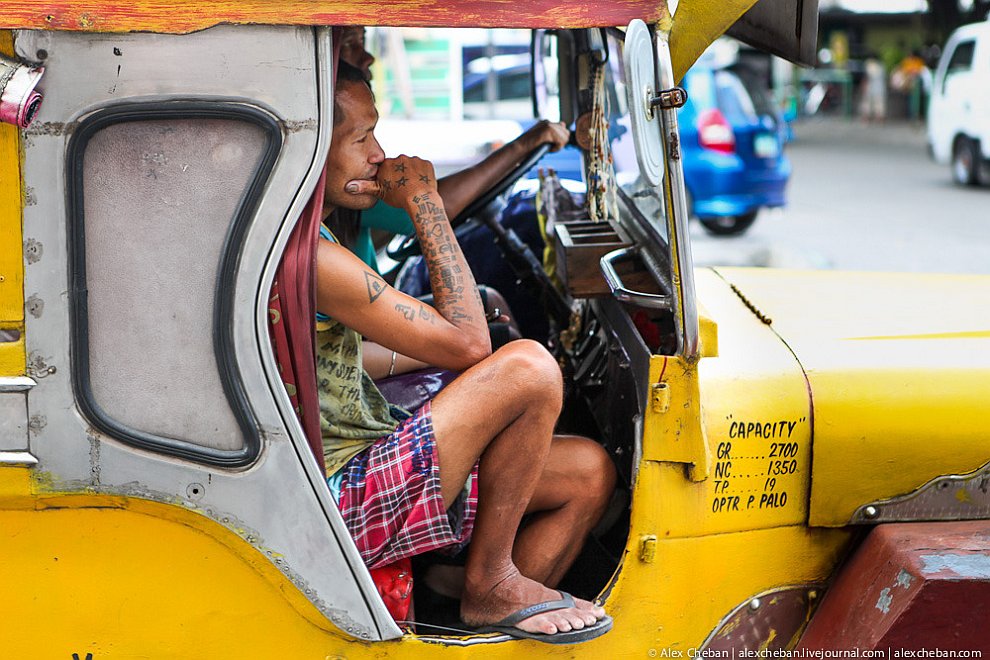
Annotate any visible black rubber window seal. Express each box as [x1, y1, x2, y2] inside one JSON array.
[[66, 101, 282, 468]]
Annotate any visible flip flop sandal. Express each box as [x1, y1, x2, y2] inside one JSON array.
[[476, 591, 613, 645]]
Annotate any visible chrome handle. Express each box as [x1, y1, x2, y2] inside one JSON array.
[[600, 246, 671, 310]]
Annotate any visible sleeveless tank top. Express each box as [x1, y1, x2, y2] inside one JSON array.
[[317, 225, 405, 475]]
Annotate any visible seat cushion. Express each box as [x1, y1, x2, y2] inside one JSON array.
[[374, 368, 458, 413]]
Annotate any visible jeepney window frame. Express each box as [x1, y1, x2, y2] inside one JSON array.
[[65, 101, 282, 468]]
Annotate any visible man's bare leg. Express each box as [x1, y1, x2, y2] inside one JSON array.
[[429, 340, 605, 635], [424, 436, 615, 605], [513, 435, 616, 587]]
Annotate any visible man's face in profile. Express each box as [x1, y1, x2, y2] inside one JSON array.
[[340, 27, 374, 80], [325, 80, 385, 212]]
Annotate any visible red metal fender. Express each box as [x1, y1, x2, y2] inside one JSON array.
[[799, 521, 990, 652]]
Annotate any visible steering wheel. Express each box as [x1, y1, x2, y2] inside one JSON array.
[[386, 142, 552, 261]]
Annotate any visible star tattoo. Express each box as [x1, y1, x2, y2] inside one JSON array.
[[397, 176, 408, 187], [419, 174, 430, 184], [394, 163, 406, 172]]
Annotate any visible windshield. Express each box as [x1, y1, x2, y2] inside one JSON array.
[[603, 30, 669, 247], [367, 27, 539, 177]]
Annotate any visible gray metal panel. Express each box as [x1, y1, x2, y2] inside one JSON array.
[[851, 463, 990, 524], [0, 388, 29, 450], [17, 25, 401, 641], [726, 0, 820, 68]]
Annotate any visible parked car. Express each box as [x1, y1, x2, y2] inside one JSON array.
[[927, 19, 990, 186], [678, 61, 791, 235]]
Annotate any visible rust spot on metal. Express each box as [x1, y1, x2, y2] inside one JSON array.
[[283, 119, 318, 133], [24, 238, 43, 264], [88, 432, 101, 486], [26, 351, 56, 378], [24, 121, 78, 137], [667, 130, 680, 161], [27, 413, 47, 435], [25, 294, 43, 318]]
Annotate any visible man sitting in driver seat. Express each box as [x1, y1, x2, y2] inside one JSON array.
[[315, 60, 614, 644]]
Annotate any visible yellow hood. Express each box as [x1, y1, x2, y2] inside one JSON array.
[[707, 267, 990, 527]]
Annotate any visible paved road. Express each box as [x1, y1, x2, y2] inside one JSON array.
[[690, 118, 990, 274]]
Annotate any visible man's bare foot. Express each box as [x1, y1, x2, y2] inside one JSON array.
[[572, 595, 606, 619], [461, 570, 603, 635], [429, 564, 606, 625]]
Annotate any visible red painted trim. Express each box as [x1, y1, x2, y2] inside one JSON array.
[[800, 521, 990, 652], [0, 0, 663, 33]]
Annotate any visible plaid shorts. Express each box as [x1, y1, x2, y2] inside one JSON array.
[[337, 401, 479, 569]]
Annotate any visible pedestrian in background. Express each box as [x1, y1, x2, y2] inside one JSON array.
[[859, 53, 887, 123]]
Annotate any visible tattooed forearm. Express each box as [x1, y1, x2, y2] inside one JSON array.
[[373, 156, 487, 350], [410, 192, 484, 326]]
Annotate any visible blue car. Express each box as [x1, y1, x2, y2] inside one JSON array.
[[678, 64, 791, 235], [462, 56, 789, 236]]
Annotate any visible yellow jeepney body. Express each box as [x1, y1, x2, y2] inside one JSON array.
[[1, 2, 988, 658]]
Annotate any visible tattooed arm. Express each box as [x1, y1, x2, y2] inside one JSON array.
[[378, 156, 488, 345], [315, 155, 490, 370]]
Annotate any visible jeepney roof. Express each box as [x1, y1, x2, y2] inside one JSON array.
[[1, 0, 819, 97], [0, 0, 666, 33]]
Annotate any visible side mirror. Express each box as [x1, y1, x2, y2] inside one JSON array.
[[623, 19, 664, 186]]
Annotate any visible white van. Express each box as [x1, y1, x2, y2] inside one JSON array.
[[927, 20, 990, 186]]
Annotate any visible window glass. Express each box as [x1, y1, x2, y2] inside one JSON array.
[[714, 70, 758, 122], [77, 116, 269, 455], [499, 69, 533, 102], [368, 28, 536, 176], [464, 67, 529, 104], [369, 27, 533, 121], [729, 66, 778, 118], [946, 40, 975, 74], [603, 31, 669, 244], [942, 40, 975, 94]]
